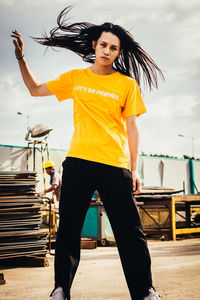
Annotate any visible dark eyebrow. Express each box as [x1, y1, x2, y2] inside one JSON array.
[[100, 40, 119, 48]]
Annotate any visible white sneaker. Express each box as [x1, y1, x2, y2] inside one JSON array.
[[144, 287, 160, 299], [51, 287, 65, 300]]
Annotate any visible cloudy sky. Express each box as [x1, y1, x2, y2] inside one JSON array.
[[1, 0, 200, 158]]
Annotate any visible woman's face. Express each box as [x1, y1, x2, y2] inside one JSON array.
[[93, 31, 121, 66]]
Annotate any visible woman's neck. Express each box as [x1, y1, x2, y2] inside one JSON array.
[[90, 63, 116, 75]]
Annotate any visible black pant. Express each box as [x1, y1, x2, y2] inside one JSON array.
[[53, 157, 152, 300]]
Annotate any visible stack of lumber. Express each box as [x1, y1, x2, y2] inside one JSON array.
[[135, 186, 182, 202], [0, 171, 48, 259]]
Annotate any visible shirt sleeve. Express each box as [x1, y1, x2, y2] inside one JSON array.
[[52, 173, 59, 186], [45, 70, 73, 101], [123, 79, 147, 118]]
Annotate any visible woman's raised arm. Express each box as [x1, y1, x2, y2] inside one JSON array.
[[11, 30, 52, 97]]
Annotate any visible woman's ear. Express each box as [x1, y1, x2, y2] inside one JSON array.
[[118, 49, 123, 57], [92, 40, 97, 49]]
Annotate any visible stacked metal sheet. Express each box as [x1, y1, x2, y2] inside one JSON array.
[[0, 171, 48, 259]]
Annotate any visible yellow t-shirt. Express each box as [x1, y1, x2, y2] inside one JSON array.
[[46, 67, 146, 169]]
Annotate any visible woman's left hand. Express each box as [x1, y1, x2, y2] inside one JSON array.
[[11, 30, 24, 58], [131, 170, 142, 194]]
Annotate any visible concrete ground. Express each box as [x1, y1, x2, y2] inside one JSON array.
[[0, 238, 200, 300]]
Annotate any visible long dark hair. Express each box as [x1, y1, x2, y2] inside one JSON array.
[[34, 6, 164, 90]]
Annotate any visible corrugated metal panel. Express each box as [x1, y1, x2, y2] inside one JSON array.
[[193, 161, 200, 193]]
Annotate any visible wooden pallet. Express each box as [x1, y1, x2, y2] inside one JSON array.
[[0, 254, 49, 267], [81, 239, 97, 249], [0, 273, 6, 285]]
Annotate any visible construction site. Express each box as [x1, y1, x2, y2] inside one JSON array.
[[0, 123, 200, 300]]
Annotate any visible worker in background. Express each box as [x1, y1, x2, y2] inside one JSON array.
[[39, 160, 62, 208]]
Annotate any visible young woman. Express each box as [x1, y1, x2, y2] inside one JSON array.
[[11, 6, 164, 300]]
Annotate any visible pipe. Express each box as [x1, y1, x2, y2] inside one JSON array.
[[189, 159, 195, 194]]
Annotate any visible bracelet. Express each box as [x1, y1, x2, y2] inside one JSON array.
[[16, 54, 24, 60]]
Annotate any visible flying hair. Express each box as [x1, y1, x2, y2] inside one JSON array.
[[33, 6, 164, 90]]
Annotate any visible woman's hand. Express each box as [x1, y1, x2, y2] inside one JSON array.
[[10, 30, 53, 97], [131, 170, 142, 194], [11, 30, 24, 58]]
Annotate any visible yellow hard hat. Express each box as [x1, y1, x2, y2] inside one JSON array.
[[45, 160, 54, 169]]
